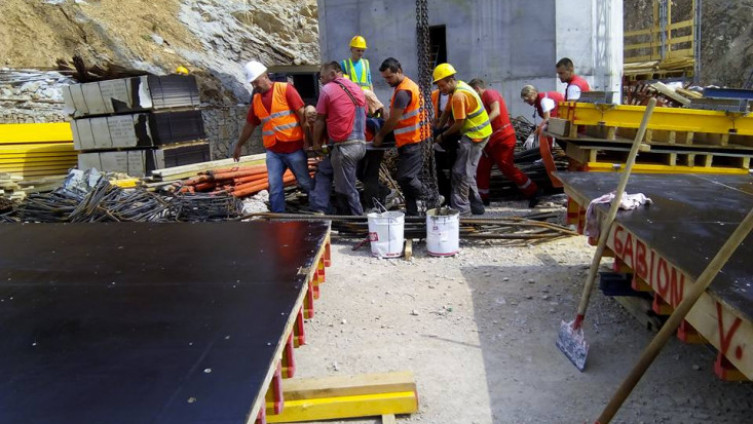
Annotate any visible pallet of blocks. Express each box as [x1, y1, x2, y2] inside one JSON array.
[[546, 100, 753, 175], [64, 74, 210, 177]]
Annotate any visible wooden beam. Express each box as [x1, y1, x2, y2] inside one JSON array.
[[266, 371, 418, 423], [281, 371, 416, 401], [382, 414, 397, 424]]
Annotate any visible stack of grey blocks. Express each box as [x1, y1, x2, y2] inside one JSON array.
[[64, 75, 210, 177]]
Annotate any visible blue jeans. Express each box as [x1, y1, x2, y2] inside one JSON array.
[[310, 156, 334, 214], [266, 149, 313, 212]]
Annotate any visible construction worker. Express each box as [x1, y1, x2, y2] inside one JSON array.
[[521, 85, 565, 132], [468, 79, 539, 207], [341, 35, 373, 91], [175, 66, 189, 75], [374, 57, 428, 216], [233, 60, 312, 212], [310, 61, 368, 215], [521, 84, 565, 188], [432, 63, 492, 216], [556, 57, 590, 101]]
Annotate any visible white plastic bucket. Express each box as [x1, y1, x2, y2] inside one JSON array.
[[426, 208, 460, 256], [367, 211, 405, 258]]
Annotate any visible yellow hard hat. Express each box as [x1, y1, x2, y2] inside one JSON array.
[[175, 66, 189, 75], [349, 35, 367, 49], [432, 63, 457, 83]]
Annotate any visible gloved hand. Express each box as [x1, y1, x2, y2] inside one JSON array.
[[523, 133, 538, 150]]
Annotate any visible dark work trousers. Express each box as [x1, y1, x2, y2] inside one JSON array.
[[451, 135, 488, 216], [357, 149, 389, 209], [396, 142, 425, 216], [433, 127, 460, 205]]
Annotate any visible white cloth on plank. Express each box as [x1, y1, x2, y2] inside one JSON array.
[[585, 192, 653, 238]]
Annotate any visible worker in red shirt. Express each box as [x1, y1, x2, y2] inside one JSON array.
[[521, 84, 565, 188], [233, 60, 312, 212], [556, 57, 590, 101], [469, 79, 538, 207], [310, 61, 368, 215]]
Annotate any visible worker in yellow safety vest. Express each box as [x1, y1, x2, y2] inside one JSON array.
[[432, 63, 492, 216], [340, 35, 373, 91]]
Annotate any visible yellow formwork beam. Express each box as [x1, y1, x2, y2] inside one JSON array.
[[0, 123, 73, 144], [0, 156, 77, 165], [0, 143, 75, 154], [560, 102, 753, 136], [585, 162, 748, 175], [0, 163, 74, 173], [266, 391, 418, 423], [111, 178, 140, 188], [266, 371, 418, 423], [1, 169, 72, 177], [0, 152, 78, 160]]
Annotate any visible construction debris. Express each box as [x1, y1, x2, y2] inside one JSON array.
[[243, 212, 577, 243], [4, 169, 242, 223]]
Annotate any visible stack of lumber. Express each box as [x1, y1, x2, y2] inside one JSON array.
[[0, 123, 77, 178]]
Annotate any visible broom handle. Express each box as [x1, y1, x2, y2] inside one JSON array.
[[596, 206, 753, 423], [573, 99, 656, 328]]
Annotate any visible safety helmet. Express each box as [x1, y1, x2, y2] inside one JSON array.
[[349, 35, 367, 49], [244, 60, 267, 83], [175, 66, 189, 75], [432, 63, 457, 83]]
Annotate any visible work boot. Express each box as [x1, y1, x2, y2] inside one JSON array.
[[528, 190, 544, 209], [470, 193, 485, 215]]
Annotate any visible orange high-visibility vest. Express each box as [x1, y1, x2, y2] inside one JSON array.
[[391, 77, 428, 148], [252, 83, 303, 149]]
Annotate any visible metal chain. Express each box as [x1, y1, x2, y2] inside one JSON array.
[[415, 0, 439, 207]]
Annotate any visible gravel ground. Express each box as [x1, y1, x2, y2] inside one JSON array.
[[293, 199, 753, 424]]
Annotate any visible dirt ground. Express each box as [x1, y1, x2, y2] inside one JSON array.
[[294, 200, 753, 424]]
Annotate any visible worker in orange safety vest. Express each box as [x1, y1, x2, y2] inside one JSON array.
[[233, 60, 313, 212]]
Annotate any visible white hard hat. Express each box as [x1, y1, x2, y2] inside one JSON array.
[[244, 60, 267, 83]]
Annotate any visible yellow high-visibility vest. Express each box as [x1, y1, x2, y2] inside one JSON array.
[[341, 58, 371, 90], [454, 81, 492, 140]]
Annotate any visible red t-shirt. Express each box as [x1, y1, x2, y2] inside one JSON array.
[[247, 82, 305, 153], [315, 77, 366, 142], [481, 89, 515, 138]]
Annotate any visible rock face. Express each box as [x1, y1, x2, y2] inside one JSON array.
[[0, 0, 319, 156], [624, 0, 753, 87], [0, 0, 319, 104], [178, 0, 320, 102], [0, 70, 75, 123]]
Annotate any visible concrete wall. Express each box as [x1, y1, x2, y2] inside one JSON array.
[[556, 0, 623, 103], [318, 0, 622, 120]]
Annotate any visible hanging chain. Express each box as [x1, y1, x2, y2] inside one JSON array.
[[415, 0, 439, 207]]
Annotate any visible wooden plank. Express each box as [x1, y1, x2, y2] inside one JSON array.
[[547, 118, 570, 137], [267, 391, 418, 423], [383, 414, 397, 424], [649, 82, 691, 106], [281, 371, 416, 401], [404, 239, 413, 261], [151, 153, 266, 177]]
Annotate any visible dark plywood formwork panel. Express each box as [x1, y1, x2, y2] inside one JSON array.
[[558, 172, 753, 320], [0, 221, 329, 424]]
